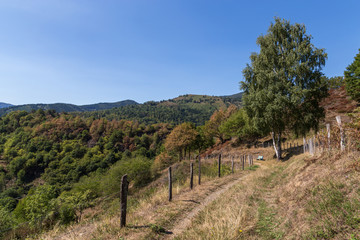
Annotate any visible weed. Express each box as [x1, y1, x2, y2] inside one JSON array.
[[149, 224, 166, 233]]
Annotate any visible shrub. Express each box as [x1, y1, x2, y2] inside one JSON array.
[[13, 185, 57, 224], [0, 206, 16, 238], [101, 156, 153, 195]]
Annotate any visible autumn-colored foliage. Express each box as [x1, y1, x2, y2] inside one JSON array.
[[203, 105, 237, 143], [164, 122, 198, 160]]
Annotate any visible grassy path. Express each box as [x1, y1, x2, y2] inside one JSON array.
[[166, 173, 250, 239]]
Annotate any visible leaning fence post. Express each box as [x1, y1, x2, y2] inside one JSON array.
[[242, 156, 245, 170], [231, 156, 234, 174], [218, 154, 221, 178], [190, 162, 194, 190], [168, 167, 172, 201], [198, 157, 201, 185], [120, 174, 129, 228]]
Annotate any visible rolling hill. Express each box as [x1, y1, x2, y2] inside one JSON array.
[[78, 93, 243, 126], [0, 102, 13, 109], [0, 100, 138, 116]]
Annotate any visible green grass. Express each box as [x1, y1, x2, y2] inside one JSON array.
[[248, 165, 260, 171], [303, 181, 360, 239], [255, 200, 284, 240], [258, 166, 285, 188]]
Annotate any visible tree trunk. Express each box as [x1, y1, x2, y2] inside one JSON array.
[[271, 132, 282, 160]]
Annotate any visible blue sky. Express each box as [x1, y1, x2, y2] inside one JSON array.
[[0, 0, 359, 105]]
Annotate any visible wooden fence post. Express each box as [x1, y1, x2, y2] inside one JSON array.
[[336, 116, 345, 151], [231, 156, 234, 174], [326, 123, 331, 151], [168, 167, 172, 201], [190, 162, 194, 190], [242, 156, 245, 170], [198, 157, 201, 185], [303, 137, 306, 153], [120, 174, 129, 228], [218, 154, 221, 178]]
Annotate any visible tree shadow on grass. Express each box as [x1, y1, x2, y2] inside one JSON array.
[[180, 199, 200, 204], [281, 146, 304, 161], [127, 224, 173, 235]]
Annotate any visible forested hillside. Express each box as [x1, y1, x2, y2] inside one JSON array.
[[79, 94, 242, 126], [0, 100, 138, 116], [0, 109, 175, 233], [0, 96, 248, 239], [0, 103, 13, 109]]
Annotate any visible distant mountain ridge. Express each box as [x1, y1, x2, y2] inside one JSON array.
[[0, 102, 13, 109], [79, 93, 243, 126], [0, 92, 243, 121], [0, 100, 138, 116]]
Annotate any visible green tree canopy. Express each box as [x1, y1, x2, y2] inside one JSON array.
[[344, 49, 360, 102], [240, 17, 328, 160], [322, 76, 344, 89], [219, 108, 260, 140]]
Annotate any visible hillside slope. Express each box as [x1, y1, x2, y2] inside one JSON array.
[[79, 94, 242, 126], [0, 100, 138, 116], [0, 102, 13, 109], [177, 151, 360, 240], [31, 142, 360, 240], [320, 86, 358, 123]]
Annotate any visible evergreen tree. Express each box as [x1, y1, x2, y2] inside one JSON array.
[[241, 17, 328, 160], [344, 49, 360, 102]]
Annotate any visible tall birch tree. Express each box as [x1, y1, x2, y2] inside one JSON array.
[[240, 17, 328, 160]]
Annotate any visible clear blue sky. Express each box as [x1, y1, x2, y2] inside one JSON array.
[[0, 0, 359, 105]]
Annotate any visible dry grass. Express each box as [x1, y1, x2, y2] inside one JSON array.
[[30, 145, 360, 240], [175, 158, 280, 240], [176, 149, 360, 240], [34, 154, 261, 240]]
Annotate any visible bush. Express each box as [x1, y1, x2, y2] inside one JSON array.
[[101, 156, 153, 195], [152, 151, 177, 173], [56, 190, 93, 224], [0, 206, 16, 238], [13, 185, 57, 224]]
